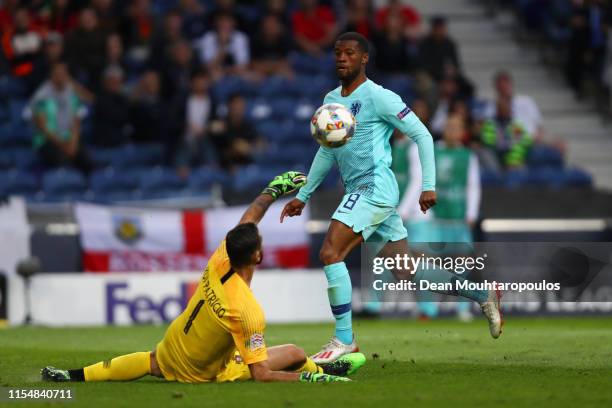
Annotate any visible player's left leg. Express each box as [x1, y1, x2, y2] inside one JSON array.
[[375, 214, 502, 338], [42, 351, 154, 382]]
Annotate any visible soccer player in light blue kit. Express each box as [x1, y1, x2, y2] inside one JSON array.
[[281, 32, 502, 363]]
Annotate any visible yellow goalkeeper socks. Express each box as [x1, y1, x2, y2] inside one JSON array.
[[83, 352, 151, 381], [297, 357, 323, 374]]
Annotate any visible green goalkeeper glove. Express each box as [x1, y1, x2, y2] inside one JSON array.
[[262, 171, 307, 200], [299, 372, 351, 383]]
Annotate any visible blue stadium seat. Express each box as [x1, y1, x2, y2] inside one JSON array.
[[527, 145, 564, 168], [0, 170, 40, 197], [0, 76, 27, 99], [562, 167, 592, 187], [188, 167, 232, 191], [527, 166, 562, 187], [210, 76, 256, 103], [88, 147, 118, 168], [111, 143, 165, 168], [380, 75, 414, 100], [138, 167, 187, 196], [256, 120, 294, 143], [258, 76, 292, 99], [269, 98, 299, 119], [90, 167, 141, 194], [289, 53, 334, 75], [0, 123, 32, 148], [9, 99, 27, 123], [0, 148, 40, 170], [232, 164, 291, 192], [503, 169, 530, 189], [42, 168, 87, 197], [480, 169, 503, 186]]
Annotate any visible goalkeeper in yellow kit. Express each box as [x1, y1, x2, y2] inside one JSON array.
[[41, 171, 365, 384]]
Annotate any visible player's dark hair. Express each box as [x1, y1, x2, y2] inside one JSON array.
[[336, 31, 369, 53], [226, 223, 261, 268]]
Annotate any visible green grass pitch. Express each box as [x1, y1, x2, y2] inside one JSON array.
[[1, 317, 611, 407]]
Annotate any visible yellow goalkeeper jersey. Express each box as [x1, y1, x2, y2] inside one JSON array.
[[156, 240, 268, 383]]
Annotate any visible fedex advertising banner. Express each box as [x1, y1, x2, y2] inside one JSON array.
[[10, 271, 332, 326], [75, 201, 310, 272]]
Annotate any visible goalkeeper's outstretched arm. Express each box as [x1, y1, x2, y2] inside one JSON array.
[[238, 171, 307, 225]]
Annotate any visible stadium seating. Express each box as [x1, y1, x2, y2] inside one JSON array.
[[42, 168, 88, 201], [0, 169, 40, 198], [188, 166, 232, 193]]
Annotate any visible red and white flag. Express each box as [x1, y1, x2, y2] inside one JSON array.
[[75, 201, 310, 272]]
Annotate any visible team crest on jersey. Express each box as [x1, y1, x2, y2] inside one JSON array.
[[350, 101, 362, 116], [248, 333, 265, 350], [112, 214, 142, 245]]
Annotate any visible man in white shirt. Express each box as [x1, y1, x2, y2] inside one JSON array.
[[194, 13, 250, 79], [484, 70, 542, 138]]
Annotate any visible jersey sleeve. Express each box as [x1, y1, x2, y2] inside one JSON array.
[[374, 88, 436, 191], [296, 145, 335, 202], [229, 303, 268, 365]]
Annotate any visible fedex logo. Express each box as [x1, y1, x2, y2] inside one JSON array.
[[106, 281, 198, 324]]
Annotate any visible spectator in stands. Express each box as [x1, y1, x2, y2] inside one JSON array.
[[265, 0, 291, 27], [92, 65, 131, 147], [371, 13, 418, 75], [129, 70, 167, 144], [430, 75, 462, 138], [565, 0, 608, 98], [32, 31, 65, 88], [1, 7, 42, 90], [210, 93, 262, 171], [291, 0, 338, 55], [0, 0, 19, 29], [345, 0, 373, 39], [374, 0, 421, 35], [179, 0, 208, 40], [30, 62, 92, 173], [35, 0, 77, 34], [91, 0, 118, 34], [484, 70, 543, 139], [160, 40, 198, 100], [418, 16, 461, 83], [449, 98, 475, 145], [480, 98, 533, 170], [119, 0, 156, 64], [207, 0, 249, 33], [195, 13, 250, 80], [250, 14, 293, 78], [150, 10, 184, 70], [104, 33, 126, 73], [65, 7, 106, 90], [176, 71, 217, 175]]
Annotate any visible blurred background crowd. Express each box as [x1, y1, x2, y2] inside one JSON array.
[[0, 0, 609, 203]]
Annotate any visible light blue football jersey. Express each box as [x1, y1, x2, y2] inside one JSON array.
[[297, 79, 436, 207]]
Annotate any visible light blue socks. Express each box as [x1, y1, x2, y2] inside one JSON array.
[[324, 262, 353, 345]]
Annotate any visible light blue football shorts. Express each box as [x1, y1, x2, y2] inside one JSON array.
[[331, 192, 408, 242]]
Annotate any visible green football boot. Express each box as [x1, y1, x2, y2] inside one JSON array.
[[319, 352, 366, 376]]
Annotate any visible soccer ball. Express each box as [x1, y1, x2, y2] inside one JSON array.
[[310, 103, 356, 148]]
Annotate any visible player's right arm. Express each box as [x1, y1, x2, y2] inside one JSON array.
[[239, 171, 307, 225], [249, 360, 349, 383], [281, 146, 335, 222]]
